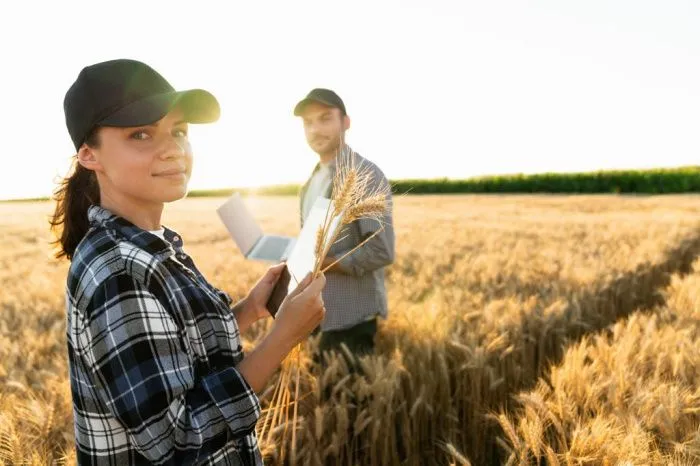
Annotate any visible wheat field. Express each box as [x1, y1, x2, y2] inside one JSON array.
[[496, 257, 700, 464], [1, 194, 699, 465]]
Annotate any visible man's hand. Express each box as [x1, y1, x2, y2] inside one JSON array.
[[321, 255, 340, 273]]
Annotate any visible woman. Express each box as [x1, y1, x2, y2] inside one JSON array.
[[52, 58, 325, 465]]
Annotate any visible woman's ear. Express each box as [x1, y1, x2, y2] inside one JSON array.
[[343, 114, 351, 131], [76, 145, 103, 173]]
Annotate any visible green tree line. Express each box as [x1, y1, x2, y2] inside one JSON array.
[[187, 167, 700, 197]]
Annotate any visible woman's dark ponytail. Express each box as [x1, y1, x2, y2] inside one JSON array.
[[50, 131, 100, 260]]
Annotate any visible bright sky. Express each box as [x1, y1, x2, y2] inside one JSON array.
[[1, 0, 699, 200]]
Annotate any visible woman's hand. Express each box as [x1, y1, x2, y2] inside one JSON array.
[[237, 273, 326, 393], [234, 263, 286, 332], [246, 263, 287, 319], [271, 273, 326, 350]]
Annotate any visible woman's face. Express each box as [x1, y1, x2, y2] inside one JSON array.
[[81, 108, 193, 206]]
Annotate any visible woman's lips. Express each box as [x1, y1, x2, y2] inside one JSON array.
[[153, 168, 186, 177]]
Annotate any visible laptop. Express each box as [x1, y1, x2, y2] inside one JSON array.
[[216, 193, 296, 262]]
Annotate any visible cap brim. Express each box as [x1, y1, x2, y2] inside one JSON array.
[[293, 97, 336, 116], [99, 89, 220, 127]]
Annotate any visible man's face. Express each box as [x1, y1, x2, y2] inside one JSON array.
[[300, 102, 349, 157]]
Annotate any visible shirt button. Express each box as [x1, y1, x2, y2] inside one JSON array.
[[173, 235, 180, 242], [178, 253, 187, 260]]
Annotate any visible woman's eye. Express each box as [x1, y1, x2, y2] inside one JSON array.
[[130, 131, 150, 141], [173, 128, 188, 138]]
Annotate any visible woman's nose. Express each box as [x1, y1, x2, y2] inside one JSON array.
[[160, 136, 189, 159]]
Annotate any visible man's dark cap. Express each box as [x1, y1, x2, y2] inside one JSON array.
[[293, 88, 346, 116]]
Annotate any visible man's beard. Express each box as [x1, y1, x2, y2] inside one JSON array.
[[312, 135, 343, 156]]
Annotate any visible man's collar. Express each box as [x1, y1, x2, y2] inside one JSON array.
[[313, 144, 353, 173]]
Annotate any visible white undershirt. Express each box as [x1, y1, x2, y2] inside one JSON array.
[[302, 163, 332, 220], [149, 228, 166, 240]]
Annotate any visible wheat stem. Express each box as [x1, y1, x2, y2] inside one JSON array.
[[259, 368, 284, 442], [320, 226, 385, 274], [280, 380, 292, 461], [291, 349, 302, 465]]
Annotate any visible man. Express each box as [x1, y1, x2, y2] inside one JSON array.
[[293, 88, 395, 360]]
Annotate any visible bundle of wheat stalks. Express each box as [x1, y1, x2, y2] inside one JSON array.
[[257, 147, 391, 462]]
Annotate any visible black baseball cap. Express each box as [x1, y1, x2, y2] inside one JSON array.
[[293, 88, 346, 116], [64, 58, 220, 150]]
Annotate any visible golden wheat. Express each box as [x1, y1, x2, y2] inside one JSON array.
[[1, 195, 700, 465], [264, 153, 392, 464], [497, 257, 700, 465]]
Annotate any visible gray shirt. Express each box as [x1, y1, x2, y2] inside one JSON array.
[[300, 147, 395, 331]]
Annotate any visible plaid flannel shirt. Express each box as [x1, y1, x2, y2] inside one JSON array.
[[65, 206, 263, 465], [300, 147, 395, 331]]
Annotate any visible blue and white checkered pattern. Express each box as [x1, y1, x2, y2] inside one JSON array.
[[66, 206, 262, 465]]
